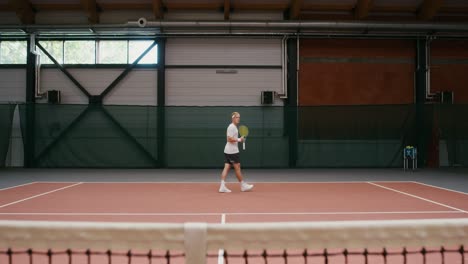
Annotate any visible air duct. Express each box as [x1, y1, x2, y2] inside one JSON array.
[[1, 21, 467, 37]]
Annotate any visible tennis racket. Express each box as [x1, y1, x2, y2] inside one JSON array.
[[239, 125, 249, 150]]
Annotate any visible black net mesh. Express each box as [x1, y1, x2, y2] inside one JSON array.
[[438, 104, 468, 167], [297, 105, 417, 167], [209, 247, 467, 264], [0, 104, 16, 167], [0, 219, 467, 264], [18, 104, 158, 168], [9, 103, 468, 168], [165, 106, 288, 168], [1, 246, 467, 264]]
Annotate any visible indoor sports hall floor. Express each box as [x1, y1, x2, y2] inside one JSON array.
[[0, 168, 467, 223]]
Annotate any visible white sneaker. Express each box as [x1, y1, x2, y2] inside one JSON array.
[[241, 182, 254, 192], [219, 185, 232, 193]]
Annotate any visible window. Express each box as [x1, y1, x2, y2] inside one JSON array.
[[33, 39, 158, 65], [38, 41, 63, 64], [98, 40, 128, 64], [64, 41, 95, 64], [129, 41, 158, 64], [0, 41, 27, 64]]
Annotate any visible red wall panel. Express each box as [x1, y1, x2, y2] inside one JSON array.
[[430, 40, 468, 103], [299, 39, 415, 106]]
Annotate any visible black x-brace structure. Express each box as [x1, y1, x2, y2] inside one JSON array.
[[24, 38, 166, 168]]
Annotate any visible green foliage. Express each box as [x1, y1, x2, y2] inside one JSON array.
[[0, 40, 157, 65], [38, 41, 63, 64], [64, 41, 95, 64], [99, 41, 127, 64], [0, 41, 27, 64]]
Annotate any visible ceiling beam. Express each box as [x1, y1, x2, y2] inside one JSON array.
[[439, 6, 468, 14], [418, 0, 443, 20], [98, 3, 151, 10], [80, 0, 98, 23], [302, 3, 354, 12], [354, 0, 373, 19], [8, 0, 35, 24], [152, 0, 163, 19], [0, 4, 12, 11], [33, 4, 81, 11], [432, 15, 468, 22], [289, 0, 304, 19], [164, 2, 223, 10], [231, 3, 289, 10], [299, 13, 422, 21], [224, 0, 230, 20], [372, 5, 418, 13], [299, 13, 355, 20], [163, 1, 300, 12]]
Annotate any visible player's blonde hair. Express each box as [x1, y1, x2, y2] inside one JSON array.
[[231, 112, 240, 119]]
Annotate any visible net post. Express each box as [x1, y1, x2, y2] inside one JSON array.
[[184, 223, 207, 264]]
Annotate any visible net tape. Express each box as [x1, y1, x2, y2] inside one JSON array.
[[0, 218, 467, 264]]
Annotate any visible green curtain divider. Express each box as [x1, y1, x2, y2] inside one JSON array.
[[438, 104, 468, 166], [0, 104, 17, 167], [11, 103, 468, 168]]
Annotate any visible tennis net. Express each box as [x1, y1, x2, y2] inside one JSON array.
[[0, 218, 467, 264]]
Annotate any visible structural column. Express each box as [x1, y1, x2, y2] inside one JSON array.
[[286, 37, 298, 168], [415, 38, 430, 168], [24, 36, 36, 167], [157, 38, 166, 167]]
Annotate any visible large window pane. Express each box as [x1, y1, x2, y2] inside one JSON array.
[[38, 41, 63, 64], [64, 41, 95, 64], [0, 41, 27, 64], [98, 40, 128, 64], [129, 41, 158, 64]]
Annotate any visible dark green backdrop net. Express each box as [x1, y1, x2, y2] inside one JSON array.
[[0, 104, 16, 167], [6, 103, 466, 168]]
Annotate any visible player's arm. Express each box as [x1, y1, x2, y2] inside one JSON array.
[[227, 136, 244, 143], [227, 125, 244, 143]]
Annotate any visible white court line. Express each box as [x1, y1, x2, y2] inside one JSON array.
[[411, 181, 468, 195], [368, 182, 468, 213], [27, 181, 417, 184], [0, 182, 83, 209], [221, 213, 226, 223], [0, 211, 461, 216], [0, 182, 37, 191], [218, 214, 226, 264]]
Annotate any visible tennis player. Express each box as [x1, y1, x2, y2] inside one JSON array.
[[219, 112, 254, 193]]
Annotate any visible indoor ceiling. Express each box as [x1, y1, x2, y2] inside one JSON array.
[[0, 0, 467, 25]]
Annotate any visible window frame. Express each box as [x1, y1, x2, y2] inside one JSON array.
[[26, 37, 159, 68]]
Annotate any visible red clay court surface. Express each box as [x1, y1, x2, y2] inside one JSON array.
[[1, 181, 467, 264], [0, 181, 467, 223]]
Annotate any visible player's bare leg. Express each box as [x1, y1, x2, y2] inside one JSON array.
[[233, 163, 253, 192], [219, 163, 232, 193], [221, 163, 231, 181]]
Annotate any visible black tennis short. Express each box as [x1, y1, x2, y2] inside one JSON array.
[[224, 153, 240, 164]]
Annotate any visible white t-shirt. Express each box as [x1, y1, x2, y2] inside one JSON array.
[[224, 123, 239, 154]]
